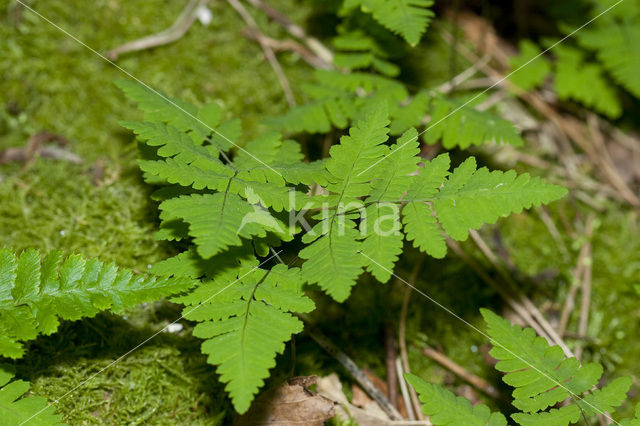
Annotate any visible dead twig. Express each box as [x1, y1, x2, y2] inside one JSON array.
[[0, 131, 81, 170], [303, 324, 403, 420], [385, 322, 399, 410], [105, 0, 206, 60], [422, 345, 501, 400], [446, 239, 553, 344], [575, 215, 595, 360], [243, 29, 329, 69], [468, 230, 573, 357], [398, 257, 426, 420], [244, 0, 334, 68], [226, 0, 296, 106]]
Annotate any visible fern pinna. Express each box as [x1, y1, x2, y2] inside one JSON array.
[[120, 78, 566, 413], [405, 309, 634, 426], [0, 366, 64, 425], [0, 248, 194, 359]]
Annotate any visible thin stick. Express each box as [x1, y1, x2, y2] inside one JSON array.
[[468, 230, 574, 357], [398, 257, 426, 420], [385, 322, 399, 409], [422, 346, 501, 400], [226, 0, 296, 106], [396, 358, 417, 421], [304, 324, 403, 420], [446, 239, 553, 343], [105, 0, 206, 60], [243, 28, 329, 69], [244, 0, 334, 68], [575, 215, 595, 360]]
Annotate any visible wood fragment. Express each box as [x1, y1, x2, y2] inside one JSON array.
[[422, 345, 501, 400], [468, 230, 574, 357], [244, 0, 334, 68], [398, 258, 425, 420], [226, 0, 296, 106], [105, 0, 206, 60], [305, 326, 404, 420]]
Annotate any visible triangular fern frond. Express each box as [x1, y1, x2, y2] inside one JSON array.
[[482, 308, 631, 424], [0, 366, 64, 425], [404, 372, 507, 425], [0, 248, 195, 359]]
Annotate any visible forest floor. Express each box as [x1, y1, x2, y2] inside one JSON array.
[[1, 0, 639, 424]]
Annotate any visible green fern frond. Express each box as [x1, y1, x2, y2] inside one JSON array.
[[423, 95, 525, 149], [300, 106, 391, 300], [343, 0, 435, 46], [333, 30, 400, 77], [553, 45, 621, 118], [0, 366, 64, 425], [621, 403, 640, 426], [482, 308, 631, 424], [404, 373, 507, 425], [172, 258, 314, 414], [0, 248, 195, 359], [431, 157, 567, 241], [509, 40, 551, 91], [574, 16, 640, 98]]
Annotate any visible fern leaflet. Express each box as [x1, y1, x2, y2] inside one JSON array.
[[482, 308, 631, 424], [0, 366, 63, 425], [404, 372, 507, 425], [0, 248, 195, 359], [342, 0, 434, 46]]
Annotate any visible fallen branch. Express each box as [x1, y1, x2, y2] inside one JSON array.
[[0, 131, 81, 170], [243, 28, 329, 69], [105, 0, 207, 60]]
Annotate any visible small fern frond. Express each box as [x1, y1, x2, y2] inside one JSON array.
[[333, 30, 400, 77], [508, 40, 551, 91], [574, 16, 640, 98], [423, 95, 525, 149], [0, 248, 195, 359], [0, 366, 64, 425], [553, 45, 621, 118], [343, 0, 435, 46], [404, 372, 507, 425], [482, 309, 631, 424], [172, 258, 314, 414]]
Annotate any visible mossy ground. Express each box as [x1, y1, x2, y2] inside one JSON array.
[[1, 0, 638, 423]]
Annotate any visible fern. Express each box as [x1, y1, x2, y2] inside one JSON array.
[[572, 2, 640, 99], [0, 366, 64, 425], [423, 95, 525, 148], [483, 308, 631, 424], [553, 45, 621, 118], [333, 30, 400, 77], [0, 248, 195, 359], [342, 0, 434, 46], [508, 40, 551, 91], [122, 82, 567, 412], [405, 373, 507, 425], [269, 70, 525, 150], [405, 309, 634, 426], [162, 252, 314, 414]]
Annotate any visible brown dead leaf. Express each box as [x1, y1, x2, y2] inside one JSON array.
[[235, 376, 335, 425]]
